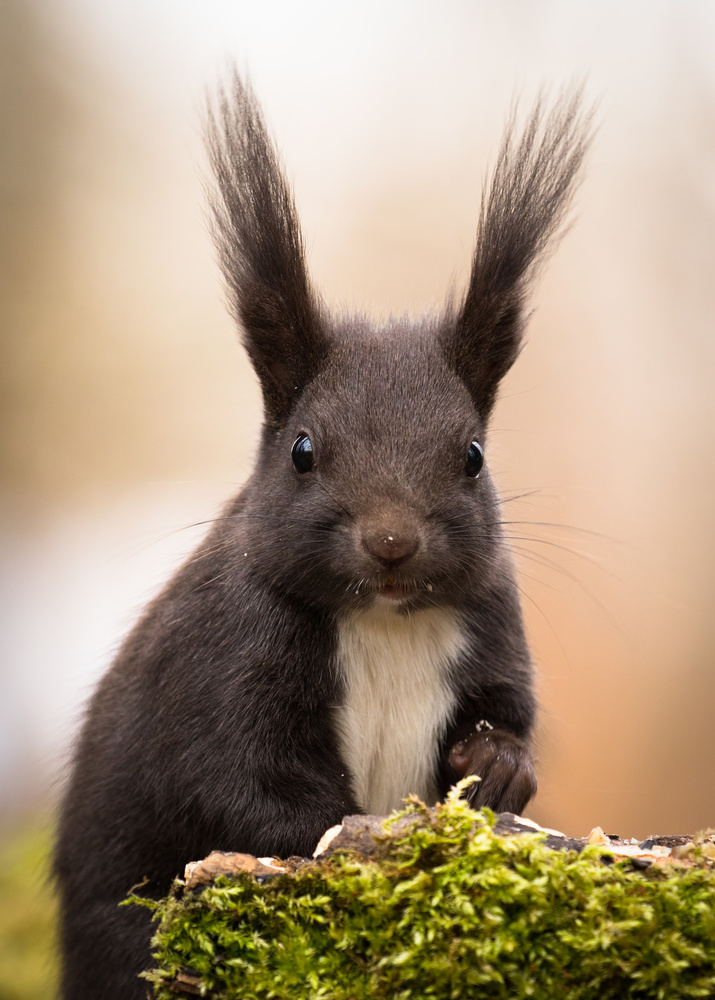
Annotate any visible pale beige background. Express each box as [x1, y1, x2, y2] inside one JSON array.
[[2, 0, 714, 840]]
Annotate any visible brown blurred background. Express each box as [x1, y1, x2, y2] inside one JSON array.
[[1, 0, 715, 842]]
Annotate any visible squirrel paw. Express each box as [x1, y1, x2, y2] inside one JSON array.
[[449, 729, 537, 814]]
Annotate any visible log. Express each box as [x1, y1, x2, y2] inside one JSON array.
[[133, 796, 715, 1000]]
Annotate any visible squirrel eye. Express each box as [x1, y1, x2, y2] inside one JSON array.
[[465, 440, 484, 478], [291, 433, 314, 473]]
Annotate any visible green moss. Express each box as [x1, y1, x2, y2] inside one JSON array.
[[0, 816, 58, 1000], [139, 790, 715, 1000]]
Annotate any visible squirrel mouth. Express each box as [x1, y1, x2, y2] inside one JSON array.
[[377, 576, 433, 601], [379, 576, 406, 600]]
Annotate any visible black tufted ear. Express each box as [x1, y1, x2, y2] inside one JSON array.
[[206, 74, 329, 429], [442, 91, 593, 416]]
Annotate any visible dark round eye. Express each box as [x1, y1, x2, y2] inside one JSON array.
[[291, 433, 314, 473], [465, 440, 484, 478]]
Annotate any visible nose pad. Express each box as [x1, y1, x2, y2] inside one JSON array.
[[362, 528, 420, 567]]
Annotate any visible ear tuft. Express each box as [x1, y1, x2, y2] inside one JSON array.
[[206, 73, 329, 428], [444, 89, 594, 414]]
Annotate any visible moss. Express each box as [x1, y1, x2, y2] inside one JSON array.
[[138, 790, 715, 1000], [0, 816, 58, 1000]]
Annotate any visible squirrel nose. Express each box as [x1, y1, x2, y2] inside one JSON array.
[[362, 528, 420, 567]]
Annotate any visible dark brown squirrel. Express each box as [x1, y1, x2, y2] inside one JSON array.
[[54, 74, 590, 999]]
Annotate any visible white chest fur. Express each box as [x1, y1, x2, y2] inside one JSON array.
[[335, 603, 466, 815]]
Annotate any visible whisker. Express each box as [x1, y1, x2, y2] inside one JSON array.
[[492, 519, 621, 543], [514, 580, 572, 672], [501, 534, 611, 571], [314, 480, 353, 519], [508, 544, 623, 636]]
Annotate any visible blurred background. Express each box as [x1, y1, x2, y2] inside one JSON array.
[[2, 0, 715, 992]]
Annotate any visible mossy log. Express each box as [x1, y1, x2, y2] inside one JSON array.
[[132, 789, 715, 999]]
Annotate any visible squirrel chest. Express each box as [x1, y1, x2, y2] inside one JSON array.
[[334, 604, 467, 815]]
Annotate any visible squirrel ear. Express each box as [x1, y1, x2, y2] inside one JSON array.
[[443, 90, 593, 415], [206, 74, 329, 429]]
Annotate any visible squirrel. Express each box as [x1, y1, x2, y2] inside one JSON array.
[[54, 75, 590, 998]]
